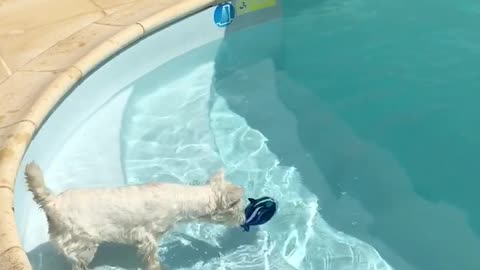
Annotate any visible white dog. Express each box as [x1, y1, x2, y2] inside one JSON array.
[[25, 161, 245, 270]]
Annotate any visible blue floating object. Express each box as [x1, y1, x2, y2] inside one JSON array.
[[241, 196, 277, 232], [213, 2, 235, 27]]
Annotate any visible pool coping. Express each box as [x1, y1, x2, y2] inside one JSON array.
[[0, 0, 217, 268]]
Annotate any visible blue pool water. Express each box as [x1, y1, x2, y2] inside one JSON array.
[[278, 1, 480, 269], [121, 43, 392, 270], [122, 0, 480, 269]]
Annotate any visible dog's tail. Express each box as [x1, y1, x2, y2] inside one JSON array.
[[25, 161, 54, 212]]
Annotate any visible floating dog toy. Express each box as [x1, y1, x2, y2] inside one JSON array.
[[241, 196, 277, 232]]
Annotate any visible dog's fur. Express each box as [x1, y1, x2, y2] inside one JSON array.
[[25, 161, 245, 270]]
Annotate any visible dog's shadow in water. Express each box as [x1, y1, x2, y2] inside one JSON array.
[[27, 227, 258, 270]]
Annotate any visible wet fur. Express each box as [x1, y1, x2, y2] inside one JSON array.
[[25, 162, 245, 270]]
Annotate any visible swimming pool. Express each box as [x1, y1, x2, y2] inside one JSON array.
[[278, 1, 480, 270], [13, 0, 480, 270]]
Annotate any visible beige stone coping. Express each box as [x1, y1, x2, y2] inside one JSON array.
[[0, 0, 218, 268]]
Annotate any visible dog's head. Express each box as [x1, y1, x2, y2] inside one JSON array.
[[205, 169, 245, 226]]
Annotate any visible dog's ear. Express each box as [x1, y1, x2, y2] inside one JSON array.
[[208, 168, 226, 187]]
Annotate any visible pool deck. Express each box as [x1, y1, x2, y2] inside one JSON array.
[[0, 0, 215, 268]]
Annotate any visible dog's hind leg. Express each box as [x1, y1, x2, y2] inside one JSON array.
[[130, 227, 163, 270]]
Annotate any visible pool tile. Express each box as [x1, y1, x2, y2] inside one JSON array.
[[103, 2, 137, 15], [0, 187, 30, 270], [0, 0, 100, 33], [0, 56, 12, 83], [137, 0, 213, 32], [0, 72, 55, 127], [0, 0, 104, 72], [74, 24, 144, 75], [26, 67, 82, 127], [0, 122, 36, 190], [96, 0, 174, 26], [0, 247, 31, 270], [20, 23, 122, 72], [92, 0, 139, 9]]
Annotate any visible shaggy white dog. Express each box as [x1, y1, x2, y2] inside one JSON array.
[[25, 161, 245, 270]]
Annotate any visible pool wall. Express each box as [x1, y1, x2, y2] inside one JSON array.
[[0, 1, 282, 269]]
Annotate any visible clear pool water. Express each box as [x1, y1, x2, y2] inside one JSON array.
[[120, 0, 480, 269], [23, 0, 480, 269], [276, 1, 480, 269], [119, 37, 392, 270]]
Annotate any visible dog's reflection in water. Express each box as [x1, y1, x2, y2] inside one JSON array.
[[27, 228, 257, 270]]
